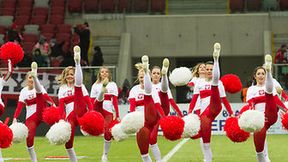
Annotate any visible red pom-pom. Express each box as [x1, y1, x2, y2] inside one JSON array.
[[159, 116, 184, 141], [281, 112, 288, 130], [0, 42, 24, 64], [0, 122, 13, 148], [224, 117, 250, 142], [221, 74, 242, 94], [42, 106, 61, 125], [78, 111, 104, 136]]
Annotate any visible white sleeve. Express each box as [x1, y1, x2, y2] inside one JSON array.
[[110, 82, 118, 96], [246, 87, 254, 102], [152, 88, 161, 104], [193, 83, 200, 95], [81, 84, 89, 96], [167, 89, 173, 99], [18, 89, 25, 102], [128, 86, 136, 100], [273, 79, 282, 89], [90, 83, 98, 98], [219, 82, 226, 98], [58, 87, 64, 99], [41, 86, 47, 94]]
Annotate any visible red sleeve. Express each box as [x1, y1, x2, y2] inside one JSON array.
[[188, 94, 199, 113], [43, 93, 55, 106], [13, 101, 24, 119], [84, 96, 93, 111], [274, 96, 288, 112], [112, 96, 119, 117], [187, 82, 194, 87], [281, 91, 288, 101], [155, 103, 165, 117], [247, 99, 255, 109], [129, 98, 136, 112], [169, 99, 183, 117], [221, 97, 233, 115], [58, 98, 66, 119]]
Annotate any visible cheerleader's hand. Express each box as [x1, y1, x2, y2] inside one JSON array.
[[114, 116, 121, 122], [13, 118, 17, 123]]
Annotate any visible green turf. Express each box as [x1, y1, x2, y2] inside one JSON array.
[[2, 135, 287, 162]]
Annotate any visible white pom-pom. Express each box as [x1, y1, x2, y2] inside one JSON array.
[[46, 120, 71, 145], [121, 111, 144, 134], [111, 123, 129, 141], [182, 114, 201, 138], [9, 122, 28, 144], [239, 110, 265, 132], [169, 67, 192, 86]]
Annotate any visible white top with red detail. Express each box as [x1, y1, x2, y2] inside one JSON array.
[[19, 86, 46, 119], [189, 77, 205, 111], [129, 84, 161, 111], [193, 80, 226, 113], [0, 78, 6, 106], [246, 85, 277, 112], [90, 81, 118, 113], [58, 84, 89, 118], [152, 82, 173, 99]]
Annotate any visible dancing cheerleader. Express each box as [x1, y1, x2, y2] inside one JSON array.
[[57, 46, 93, 162], [188, 43, 234, 162], [13, 62, 55, 162], [188, 62, 206, 115], [129, 56, 165, 162], [90, 66, 119, 162], [245, 55, 287, 162], [147, 60, 183, 162]]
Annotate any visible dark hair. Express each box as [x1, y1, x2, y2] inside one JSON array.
[[281, 44, 287, 48], [84, 22, 89, 27], [252, 66, 266, 85]]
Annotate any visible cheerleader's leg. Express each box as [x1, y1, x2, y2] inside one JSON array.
[[102, 110, 113, 161], [65, 112, 77, 162]]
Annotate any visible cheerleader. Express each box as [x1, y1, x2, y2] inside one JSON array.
[[129, 56, 165, 162], [57, 46, 93, 162], [246, 55, 287, 162], [187, 62, 206, 115], [148, 60, 183, 162], [90, 66, 119, 162], [12, 62, 55, 162], [0, 59, 12, 116], [188, 43, 234, 162], [0, 60, 12, 162]]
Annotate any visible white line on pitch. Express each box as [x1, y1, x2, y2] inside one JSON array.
[[162, 138, 189, 162]]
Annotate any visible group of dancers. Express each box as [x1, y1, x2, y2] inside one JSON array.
[[0, 43, 287, 162]]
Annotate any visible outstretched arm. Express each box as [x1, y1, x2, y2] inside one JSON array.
[[3, 59, 13, 81], [169, 99, 183, 117]]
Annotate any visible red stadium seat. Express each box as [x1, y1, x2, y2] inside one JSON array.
[[1, 0, 17, 8], [133, 0, 148, 12], [14, 15, 30, 27], [84, 0, 99, 13], [50, 7, 66, 16], [23, 33, 39, 43], [56, 24, 72, 33], [49, 15, 65, 24], [100, 0, 115, 13], [50, 0, 65, 7], [22, 42, 35, 55], [56, 33, 71, 44], [40, 24, 56, 33], [16, 7, 32, 16], [229, 0, 244, 13], [151, 0, 165, 13], [0, 7, 15, 16], [0, 26, 6, 34], [33, 7, 49, 17], [246, 0, 262, 11], [68, 0, 83, 13], [118, 0, 130, 13], [30, 15, 47, 25], [41, 32, 54, 41]]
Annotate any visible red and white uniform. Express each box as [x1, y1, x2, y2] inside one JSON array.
[[58, 84, 89, 118], [129, 84, 160, 112], [91, 82, 118, 115], [246, 85, 277, 112], [0, 78, 6, 107], [14, 86, 47, 119], [188, 77, 205, 113]]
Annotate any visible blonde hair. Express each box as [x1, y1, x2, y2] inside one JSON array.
[[134, 63, 145, 84], [191, 62, 205, 78], [56, 66, 75, 85], [96, 66, 112, 84]]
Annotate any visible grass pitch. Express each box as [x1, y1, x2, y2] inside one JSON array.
[[2, 135, 287, 162]]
